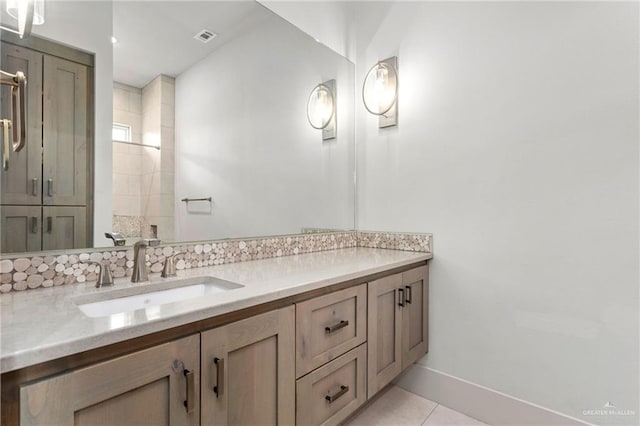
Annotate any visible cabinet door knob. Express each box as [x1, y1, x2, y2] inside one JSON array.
[[183, 369, 195, 414], [213, 357, 224, 398]]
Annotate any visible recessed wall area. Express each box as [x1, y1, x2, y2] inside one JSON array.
[[112, 83, 143, 238], [111, 76, 176, 243]]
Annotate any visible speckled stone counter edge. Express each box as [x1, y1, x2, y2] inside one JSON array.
[[0, 231, 432, 293]]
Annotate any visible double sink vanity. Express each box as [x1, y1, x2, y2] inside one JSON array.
[[1, 242, 431, 425]]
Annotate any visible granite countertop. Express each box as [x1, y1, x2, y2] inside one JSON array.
[[0, 247, 431, 373]]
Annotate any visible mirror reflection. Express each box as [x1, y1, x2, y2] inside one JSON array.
[[0, 0, 355, 254]]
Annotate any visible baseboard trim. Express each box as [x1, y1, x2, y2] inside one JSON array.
[[394, 365, 593, 426]]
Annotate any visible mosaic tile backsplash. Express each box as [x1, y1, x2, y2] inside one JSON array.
[[0, 231, 431, 293], [357, 231, 432, 252]]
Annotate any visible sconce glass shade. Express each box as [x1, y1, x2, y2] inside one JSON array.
[[362, 60, 398, 116], [307, 83, 335, 130], [7, 0, 44, 25]]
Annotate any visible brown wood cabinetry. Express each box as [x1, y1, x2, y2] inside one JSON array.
[[0, 40, 92, 253], [41, 206, 87, 250], [19, 335, 200, 426], [0, 44, 42, 207], [401, 265, 429, 369], [367, 265, 429, 398], [201, 306, 296, 426], [2, 261, 429, 426], [0, 205, 41, 252], [296, 344, 367, 426], [42, 55, 88, 207], [296, 283, 367, 377]]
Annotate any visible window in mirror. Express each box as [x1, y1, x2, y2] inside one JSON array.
[[112, 123, 131, 142]]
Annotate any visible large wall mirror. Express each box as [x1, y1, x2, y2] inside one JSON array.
[[0, 0, 355, 255]]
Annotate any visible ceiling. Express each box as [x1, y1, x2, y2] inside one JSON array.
[[113, 1, 273, 88]]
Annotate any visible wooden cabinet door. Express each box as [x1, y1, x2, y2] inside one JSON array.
[[0, 205, 41, 253], [402, 265, 429, 369], [367, 273, 403, 399], [20, 334, 200, 426], [201, 306, 295, 426], [42, 206, 86, 250], [1, 43, 43, 205], [42, 55, 87, 206]]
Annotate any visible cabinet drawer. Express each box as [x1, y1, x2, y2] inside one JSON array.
[[296, 284, 367, 377], [296, 344, 367, 426]]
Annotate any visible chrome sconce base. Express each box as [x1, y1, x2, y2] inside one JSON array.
[[320, 79, 337, 140], [378, 57, 398, 128]]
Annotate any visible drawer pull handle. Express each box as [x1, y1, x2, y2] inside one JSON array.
[[46, 216, 52, 234], [213, 357, 224, 398], [47, 179, 53, 197], [30, 216, 37, 234], [325, 320, 349, 334], [183, 369, 195, 414], [31, 177, 38, 196], [326, 385, 349, 403], [398, 288, 405, 307], [405, 285, 412, 304]]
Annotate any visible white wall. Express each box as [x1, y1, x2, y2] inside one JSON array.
[[355, 2, 638, 424], [31, 1, 113, 247], [259, 0, 354, 61], [175, 14, 354, 241]]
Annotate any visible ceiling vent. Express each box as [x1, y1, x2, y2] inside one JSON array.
[[194, 29, 217, 43]]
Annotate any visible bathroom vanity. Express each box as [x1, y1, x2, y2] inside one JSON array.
[[0, 2, 430, 425], [0, 248, 430, 426]]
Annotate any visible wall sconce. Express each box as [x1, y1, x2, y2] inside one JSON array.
[[2, 0, 45, 39], [307, 79, 336, 140], [362, 56, 398, 128]]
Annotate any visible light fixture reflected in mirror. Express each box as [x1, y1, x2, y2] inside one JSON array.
[[307, 79, 336, 140], [363, 56, 398, 128], [4, 0, 45, 39]]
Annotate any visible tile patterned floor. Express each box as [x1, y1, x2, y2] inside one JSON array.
[[346, 386, 490, 426]]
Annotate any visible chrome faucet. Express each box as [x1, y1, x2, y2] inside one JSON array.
[[131, 238, 161, 282], [91, 261, 114, 288], [161, 252, 182, 278]]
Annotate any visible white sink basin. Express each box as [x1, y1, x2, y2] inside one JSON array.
[[75, 276, 243, 318]]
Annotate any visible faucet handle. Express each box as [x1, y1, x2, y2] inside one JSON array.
[[134, 238, 161, 248], [145, 238, 161, 247], [161, 252, 183, 278], [91, 261, 114, 288]]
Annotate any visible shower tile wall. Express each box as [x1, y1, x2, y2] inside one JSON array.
[[112, 83, 143, 242], [141, 75, 175, 241], [112, 77, 176, 244]]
